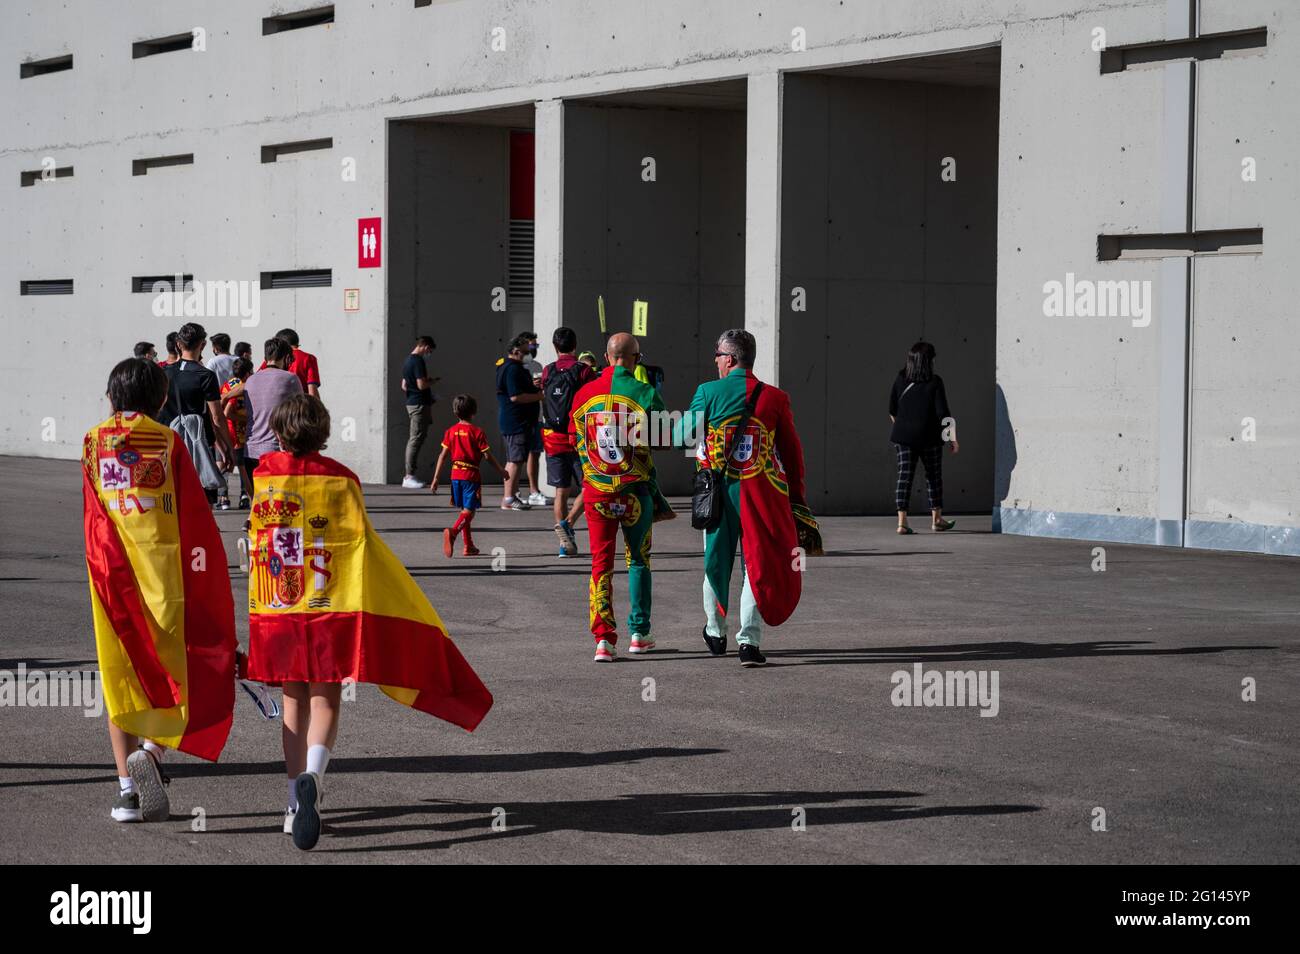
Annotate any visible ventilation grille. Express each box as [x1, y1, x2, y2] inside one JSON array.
[[21, 280, 74, 296], [508, 219, 534, 303], [261, 269, 332, 289], [133, 275, 195, 294]]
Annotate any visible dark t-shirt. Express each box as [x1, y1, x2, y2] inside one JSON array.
[[161, 360, 221, 443], [888, 372, 952, 448], [496, 358, 539, 435], [402, 353, 433, 407]]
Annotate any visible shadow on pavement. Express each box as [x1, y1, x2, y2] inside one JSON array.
[[238, 790, 1041, 852], [0, 746, 726, 789]]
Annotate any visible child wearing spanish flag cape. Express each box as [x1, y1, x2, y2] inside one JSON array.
[[82, 359, 237, 823], [246, 394, 493, 850]]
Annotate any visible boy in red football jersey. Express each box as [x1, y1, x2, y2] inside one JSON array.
[[431, 394, 505, 557]]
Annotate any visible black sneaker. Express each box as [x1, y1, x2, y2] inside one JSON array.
[[738, 644, 767, 668], [701, 625, 726, 656], [292, 772, 323, 851]]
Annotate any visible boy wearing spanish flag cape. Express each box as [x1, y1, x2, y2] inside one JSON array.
[[246, 394, 492, 850], [83, 359, 237, 823]]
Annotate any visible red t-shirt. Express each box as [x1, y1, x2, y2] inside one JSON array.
[[257, 348, 321, 391], [289, 349, 321, 390], [220, 377, 248, 447], [540, 355, 598, 455], [441, 421, 489, 481]]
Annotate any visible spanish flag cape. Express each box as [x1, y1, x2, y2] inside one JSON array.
[[82, 412, 236, 762], [246, 451, 492, 731]]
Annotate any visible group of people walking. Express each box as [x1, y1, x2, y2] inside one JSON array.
[[83, 319, 958, 849], [134, 323, 323, 512]]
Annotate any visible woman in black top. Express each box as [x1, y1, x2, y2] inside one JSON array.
[[888, 341, 959, 534]]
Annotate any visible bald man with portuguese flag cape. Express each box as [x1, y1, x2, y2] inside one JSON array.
[[674, 329, 820, 667]]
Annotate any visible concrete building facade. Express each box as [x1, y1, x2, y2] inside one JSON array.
[[3, 0, 1296, 554]]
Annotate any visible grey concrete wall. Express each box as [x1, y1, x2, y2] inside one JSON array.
[[994, 0, 1299, 554], [561, 103, 746, 494], [5, 0, 1298, 554], [781, 74, 998, 515], [388, 120, 519, 483]]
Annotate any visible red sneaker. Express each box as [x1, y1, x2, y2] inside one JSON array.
[[442, 528, 455, 558], [462, 545, 481, 556]]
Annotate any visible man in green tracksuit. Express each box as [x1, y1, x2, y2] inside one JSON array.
[[673, 329, 810, 667]]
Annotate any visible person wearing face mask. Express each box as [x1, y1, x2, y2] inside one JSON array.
[[518, 331, 548, 507], [495, 335, 543, 510]]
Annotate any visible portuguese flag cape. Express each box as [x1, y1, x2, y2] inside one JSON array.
[[246, 451, 492, 731], [686, 369, 809, 626], [569, 365, 666, 498], [82, 412, 236, 762]]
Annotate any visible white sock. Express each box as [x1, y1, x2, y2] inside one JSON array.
[[119, 776, 135, 794], [142, 741, 165, 761], [287, 776, 299, 811], [306, 744, 331, 778]]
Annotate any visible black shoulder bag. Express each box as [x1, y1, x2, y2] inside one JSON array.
[[691, 382, 763, 531]]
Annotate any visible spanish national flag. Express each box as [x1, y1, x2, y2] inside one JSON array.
[[246, 451, 492, 731], [82, 412, 237, 762]]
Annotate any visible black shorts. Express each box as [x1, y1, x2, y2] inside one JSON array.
[[546, 452, 582, 489]]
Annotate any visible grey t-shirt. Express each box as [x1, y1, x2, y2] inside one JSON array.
[[244, 368, 303, 458]]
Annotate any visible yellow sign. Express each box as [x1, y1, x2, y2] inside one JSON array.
[[632, 299, 648, 337], [597, 295, 606, 333]]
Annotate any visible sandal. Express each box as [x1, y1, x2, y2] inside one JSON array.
[[896, 525, 915, 535], [933, 518, 955, 532]]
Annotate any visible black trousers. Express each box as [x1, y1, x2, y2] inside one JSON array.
[[895, 443, 944, 512]]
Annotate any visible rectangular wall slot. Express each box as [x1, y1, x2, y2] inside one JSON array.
[[20, 54, 73, 78], [1098, 228, 1263, 260], [1100, 27, 1266, 73], [261, 138, 333, 163], [260, 269, 332, 289], [133, 154, 195, 176], [263, 6, 335, 35]]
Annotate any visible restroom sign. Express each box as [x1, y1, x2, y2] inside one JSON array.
[[358, 217, 381, 268]]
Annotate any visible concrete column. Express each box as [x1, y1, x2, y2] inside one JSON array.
[[744, 71, 783, 384], [534, 98, 565, 497], [534, 98, 565, 354]]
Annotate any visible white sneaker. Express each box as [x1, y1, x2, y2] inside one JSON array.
[[527, 491, 549, 507], [594, 639, 616, 662], [628, 634, 656, 654], [283, 808, 296, 834], [401, 476, 424, 489]]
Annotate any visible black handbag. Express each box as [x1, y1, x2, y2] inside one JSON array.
[[691, 382, 763, 530]]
